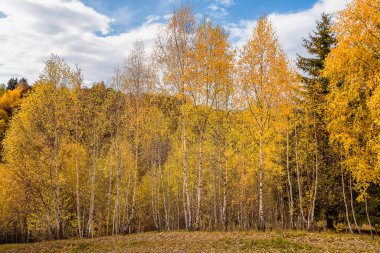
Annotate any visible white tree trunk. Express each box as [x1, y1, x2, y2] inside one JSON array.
[[258, 138, 265, 231], [349, 175, 360, 233], [182, 109, 191, 230], [195, 132, 203, 229], [75, 121, 82, 238], [308, 112, 318, 230], [87, 129, 97, 237], [295, 125, 305, 229], [340, 151, 352, 233], [286, 129, 295, 229]]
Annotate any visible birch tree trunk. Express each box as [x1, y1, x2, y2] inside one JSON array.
[[258, 137, 265, 231], [87, 129, 97, 237], [121, 164, 132, 230], [222, 150, 228, 231], [125, 144, 138, 233], [340, 151, 352, 233], [182, 107, 191, 230], [213, 168, 218, 228], [365, 197, 374, 237], [195, 131, 204, 229], [308, 112, 318, 230], [54, 123, 63, 239], [286, 128, 295, 229], [295, 125, 305, 229], [349, 175, 360, 233], [159, 157, 169, 230], [151, 162, 158, 229], [113, 158, 121, 234], [106, 153, 113, 235], [75, 118, 82, 238]]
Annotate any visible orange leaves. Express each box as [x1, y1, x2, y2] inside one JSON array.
[[0, 84, 29, 145], [185, 19, 234, 109], [238, 16, 294, 136], [0, 86, 24, 114], [155, 5, 196, 96]]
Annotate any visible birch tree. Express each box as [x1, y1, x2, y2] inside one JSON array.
[[155, 5, 196, 230], [238, 17, 292, 231], [185, 19, 234, 229]]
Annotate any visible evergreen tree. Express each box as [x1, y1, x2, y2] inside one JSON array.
[[297, 13, 336, 102], [7, 78, 18, 90], [296, 13, 340, 230]]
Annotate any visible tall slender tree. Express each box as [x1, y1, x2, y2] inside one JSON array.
[[297, 13, 339, 230], [239, 17, 292, 231], [155, 5, 196, 230], [185, 19, 234, 229]]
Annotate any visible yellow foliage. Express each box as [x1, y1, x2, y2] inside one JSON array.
[[324, 0, 380, 196]]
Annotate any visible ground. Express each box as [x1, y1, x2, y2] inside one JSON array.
[[0, 231, 379, 253]]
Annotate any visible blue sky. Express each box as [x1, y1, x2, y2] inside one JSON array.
[[0, 0, 348, 84], [80, 0, 317, 33]]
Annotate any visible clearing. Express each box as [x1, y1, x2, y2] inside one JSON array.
[[0, 230, 379, 252]]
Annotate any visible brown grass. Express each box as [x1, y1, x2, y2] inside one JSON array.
[[1, 230, 379, 253]]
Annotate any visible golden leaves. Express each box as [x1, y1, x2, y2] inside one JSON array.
[[324, 0, 380, 196]]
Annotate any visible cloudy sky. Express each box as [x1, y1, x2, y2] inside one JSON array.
[[0, 0, 349, 84]]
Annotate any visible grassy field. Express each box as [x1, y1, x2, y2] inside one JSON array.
[[0, 230, 379, 253]]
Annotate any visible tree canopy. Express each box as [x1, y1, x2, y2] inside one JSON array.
[[0, 0, 379, 243]]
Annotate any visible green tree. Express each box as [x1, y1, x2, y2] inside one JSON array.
[[7, 78, 18, 90], [297, 13, 340, 230]]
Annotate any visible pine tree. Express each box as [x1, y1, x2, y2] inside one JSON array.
[[297, 13, 341, 230], [7, 78, 18, 90]]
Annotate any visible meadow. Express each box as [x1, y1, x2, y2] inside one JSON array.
[[1, 231, 379, 253]]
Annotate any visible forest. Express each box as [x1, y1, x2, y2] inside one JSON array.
[[0, 0, 379, 244]]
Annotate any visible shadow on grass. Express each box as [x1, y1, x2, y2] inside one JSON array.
[[71, 242, 90, 253], [237, 237, 317, 251]]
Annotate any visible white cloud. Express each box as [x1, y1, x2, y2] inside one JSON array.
[[207, 3, 228, 17], [111, 5, 135, 26], [207, 0, 234, 17], [0, 0, 163, 84], [0, 0, 350, 85], [208, 3, 220, 12], [225, 0, 350, 61], [216, 0, 234, 7]]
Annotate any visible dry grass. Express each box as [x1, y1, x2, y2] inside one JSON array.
[[1, 230, 379, 253]]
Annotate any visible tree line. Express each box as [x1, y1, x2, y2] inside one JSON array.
[[0, 0, 379, 243]]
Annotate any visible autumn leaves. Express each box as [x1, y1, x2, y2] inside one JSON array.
[[0, 0, 379, 243]]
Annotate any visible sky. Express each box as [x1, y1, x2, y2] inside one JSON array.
[[0, 0, 349, 85]]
